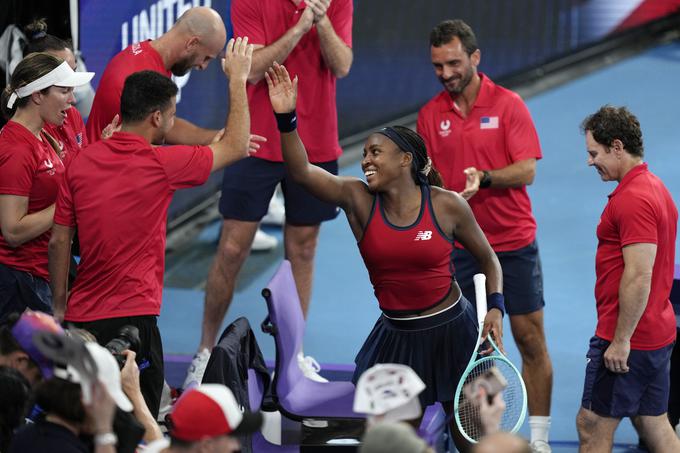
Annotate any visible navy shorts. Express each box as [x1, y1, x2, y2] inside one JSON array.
[[0, 262, 52, 325], [581, 336, 673, 418], [453, 240, 545, 315], [219, 157, 340, 226]]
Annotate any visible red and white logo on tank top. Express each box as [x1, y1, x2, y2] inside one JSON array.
[[414, 230, 433, 241]]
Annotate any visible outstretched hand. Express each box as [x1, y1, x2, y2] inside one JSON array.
[[101, 114, 121, 140], [222, 36, 254, 82], [265, 62, 298, 114]]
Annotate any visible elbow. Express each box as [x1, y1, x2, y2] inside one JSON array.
[[4, 234, 22, 248], [523, 167, 536, 185], [333, 65, 351, 79]]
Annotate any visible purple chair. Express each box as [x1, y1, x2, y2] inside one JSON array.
[[261, 260, 448, 447], [261, 260, 363, 420]]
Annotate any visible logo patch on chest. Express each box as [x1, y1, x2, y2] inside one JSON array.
[[414, 230, 433, 241], [480, 116, 499, 129], [438, 120, 451, 137]]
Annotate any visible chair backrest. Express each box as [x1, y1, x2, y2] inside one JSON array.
[[261, 260, 306, 398]]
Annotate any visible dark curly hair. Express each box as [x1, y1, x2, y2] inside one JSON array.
[[429, 19, 478, 55], [581, 105, 644, 158]]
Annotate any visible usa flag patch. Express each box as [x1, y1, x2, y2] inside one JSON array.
[[480, 116, 499, 129]]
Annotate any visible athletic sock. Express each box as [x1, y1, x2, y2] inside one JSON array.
[[529, 416, 551, 444]]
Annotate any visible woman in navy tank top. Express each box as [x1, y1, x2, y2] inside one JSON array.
[[266, 63, 504, 450]]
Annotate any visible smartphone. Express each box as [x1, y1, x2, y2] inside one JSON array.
[[463, 366, 508, 403]]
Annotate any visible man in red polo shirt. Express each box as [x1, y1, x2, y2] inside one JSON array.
[[48, 37, 254, 417], [576, 106, 679, 452], [417, 20, 553, 452], [184, 0, 353, 387], [86, 6, 226, 145]]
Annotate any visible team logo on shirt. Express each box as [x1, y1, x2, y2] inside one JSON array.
[[414, 230, 433, 241], [42, 159, 56, 176], [438, 120, 451, 137], [76, 133, 83, 147], [132, 42, 143, 55], [480, 116, 499, 129]]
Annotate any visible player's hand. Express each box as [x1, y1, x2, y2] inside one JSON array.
[[222, 37, 253, 83], [101, 114, 121, 140], [248, 134, 267, 155], [481, 308, 504, 355], [604, 339, 630, 373], [460, 167, 481, 200], [306, 0, 331, 23], [265, 62, 298, 114], [295, 6, 315, 34]]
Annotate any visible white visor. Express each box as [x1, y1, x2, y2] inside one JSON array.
[[7, 61, 94, 109]]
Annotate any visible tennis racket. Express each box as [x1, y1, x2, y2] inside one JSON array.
[[453, 273, 528, 443]]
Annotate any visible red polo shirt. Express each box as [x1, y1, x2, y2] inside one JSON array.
[[54, 132, 213, 322], [86, 41, 170, 143], [595, 163, 677, 350], [417, 74, 542, 251], [43, 106, 88, 166], [0, 121, 65, 280], [232, 0, 353, 162]]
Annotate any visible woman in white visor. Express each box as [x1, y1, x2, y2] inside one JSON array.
[[0, 52, 93, 322]]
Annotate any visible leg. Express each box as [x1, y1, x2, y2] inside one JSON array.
[[199, 219, 259, 350], [283, 223, 320, 318], [633, 414, 680, 452], [576, 407, 620, 453], [509, 310, 553, 416]]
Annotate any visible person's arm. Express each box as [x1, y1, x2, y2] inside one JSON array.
[[208, 37, 254, 172], [460, 158, 536, 200], [48, 224, 74, 323], [442, 190, 504, 349], [84, 380, 118, 453], [120, 351, 163, 443], [0, 195, 54, 247], [307, 0, 353, 78], [603, 242, 656, 373], [165, 117, 220, 146], [246, 10, 314, 84], [266, 62, 357, 210]]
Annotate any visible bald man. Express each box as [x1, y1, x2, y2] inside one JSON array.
[[86, 6, 227, 144], [474, 433, 531, 453]]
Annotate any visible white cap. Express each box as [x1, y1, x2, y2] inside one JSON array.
[[353, 364, 426, 424], [7, 61, 94, 108], [55, 342, 133, 412]]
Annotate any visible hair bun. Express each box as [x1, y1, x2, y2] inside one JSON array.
[[24, 18, 48, 41]]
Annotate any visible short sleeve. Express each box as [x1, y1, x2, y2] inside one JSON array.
[[54, 172, 76, 227], [0, 142, 37, 197], [231, 0, 266, 45], [328, 0, 353, 48], [614, 194, 658, 247], [506, 95, 542, 162], [157, 145, 213, 190]]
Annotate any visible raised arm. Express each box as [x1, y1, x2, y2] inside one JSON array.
[[165, 117, 221, 146], [266, 63, 356, 210], [0, 195, 54, 247], [208, 37, 254, 172], [306, 0, 353, 78]]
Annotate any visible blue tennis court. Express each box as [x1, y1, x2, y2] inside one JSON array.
[[160, 41, 680, 451]]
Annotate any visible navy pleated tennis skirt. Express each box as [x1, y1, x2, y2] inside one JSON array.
[[352, 295, 479, 407]]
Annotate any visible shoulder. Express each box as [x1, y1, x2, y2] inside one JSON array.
[[419, 91, 447, 115], [430, 185, 466, 211]]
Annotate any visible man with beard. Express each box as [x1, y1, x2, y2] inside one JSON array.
[[85, 6, 226, 144], [417, 19, 553, 453]]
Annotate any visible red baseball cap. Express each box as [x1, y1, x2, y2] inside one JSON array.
[[169, 384, 262, 441]]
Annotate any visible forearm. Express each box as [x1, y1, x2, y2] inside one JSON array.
[[485, 159, 536, 189], [478, 250, 503, 296], [1, 204, 55, 247], [249, 28, 306, 84], [166, 117, 219, 146], [315, 16, 353, 78], [130, 392, 163, 442], [48, 232, 72, 313], [281, 129, 313, 183], [615, 268, 651, 342], [211, 78, 250, 171]]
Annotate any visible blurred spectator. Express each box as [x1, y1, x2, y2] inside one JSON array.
[[473, 432, 531, 453], [0, 365, 30, 452], [360, 422, 433, 453]]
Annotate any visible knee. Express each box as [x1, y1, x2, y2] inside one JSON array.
[[286, 235, 318, 263], [218, 235, 251, 264], [576, 408, 597, 440], [514, 328, 549, 362]]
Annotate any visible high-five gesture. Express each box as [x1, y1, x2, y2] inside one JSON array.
[[265, 63, 298, 114], [222, 36, 254, 82]]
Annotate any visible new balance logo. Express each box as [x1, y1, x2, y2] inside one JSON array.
[[414, 230, 432, 241]]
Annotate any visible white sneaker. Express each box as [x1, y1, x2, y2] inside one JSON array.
[[261, 194, 285, 226], [297, 352, 328, 383], [530, 440, 552, 453], [157, 380, 173, 425], [251, 228, 278, 252], [182, 348, 211, 390]]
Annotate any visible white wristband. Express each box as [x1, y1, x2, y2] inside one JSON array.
[[94, 432, 117, 446]]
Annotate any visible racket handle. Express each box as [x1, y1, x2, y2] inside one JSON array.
[[473, 273, 487, 324]]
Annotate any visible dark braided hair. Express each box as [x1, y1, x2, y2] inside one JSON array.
[[377, 126, 444, 187]]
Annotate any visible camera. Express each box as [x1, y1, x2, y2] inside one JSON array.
[[104, 325, 141, 369]]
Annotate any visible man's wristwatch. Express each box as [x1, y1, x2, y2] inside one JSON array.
[[94, 432, 117, 446], [479, 170, 492, 188]]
